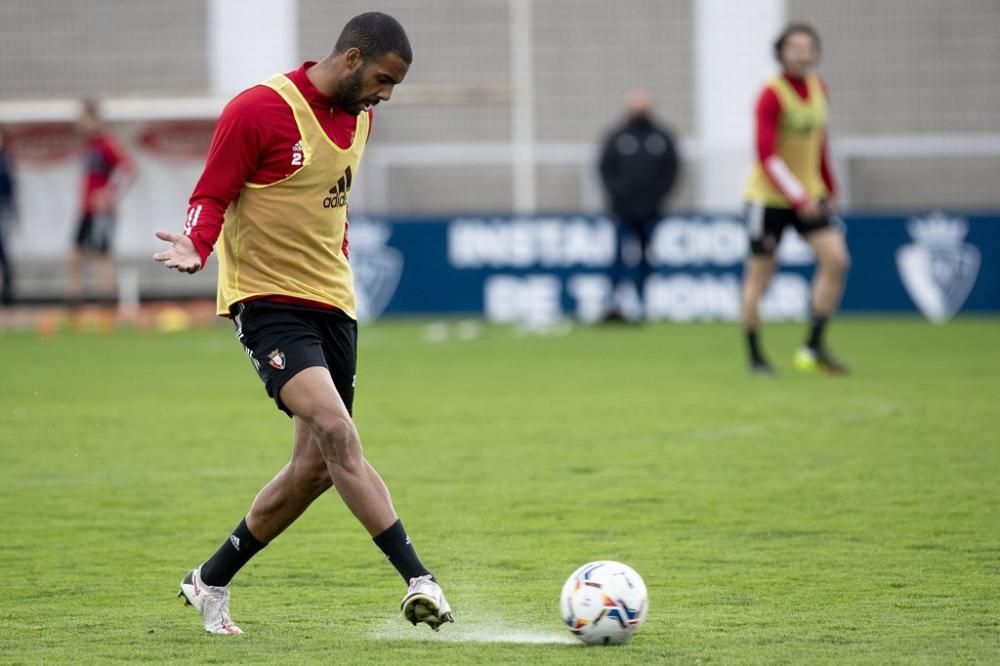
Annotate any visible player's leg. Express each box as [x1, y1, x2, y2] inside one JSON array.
[[741, 256, 777, 372], [93, 253, 116, 327], [67, 252, 85, 306], [197, 417, 331, 580], [93, 214, 117, 309], [279, 368, 398, 534], [742, 255, 777, 332], [636, 219, 655, 318], [230, 303, 341, 541], [67, 214, 95, 307], [741, 203, 782, 373], [806, 225, 850, 325], [179, 304, 333, 634], [180, 412, 335, 636], [796, 225, 851, 373], [244, 417, 333, 541], [280, 339, 451, 629], [95, 253, 116, 303], [0, 228, 13, 305], [604, 219, 629, 321]]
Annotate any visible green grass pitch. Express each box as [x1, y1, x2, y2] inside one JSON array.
[[1, 317, 998, 664]]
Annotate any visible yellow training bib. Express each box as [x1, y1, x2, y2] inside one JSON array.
[[216, 74, 368, 317], [745, 74, 828, 208]]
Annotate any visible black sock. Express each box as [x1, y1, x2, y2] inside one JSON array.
[[806, 313, 828, 351], [745, 329, 766, 364], [373, 519, 432, 583], [199, 518, 267, 587]]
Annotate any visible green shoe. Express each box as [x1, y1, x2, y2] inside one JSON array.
[[794, 347, 818, 372], [795, 347, 849, 375]]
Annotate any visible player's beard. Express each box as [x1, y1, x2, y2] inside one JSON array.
[[336, 68, 367, 116]]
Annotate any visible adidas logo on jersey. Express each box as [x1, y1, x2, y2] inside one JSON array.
[[323, 166, 352, 209], [291, 140, 303, 167]]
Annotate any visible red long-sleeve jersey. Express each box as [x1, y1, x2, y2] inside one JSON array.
[[81, 132, 133, 215], [184, 62, 372, 266], [755, 73, 836, 208]]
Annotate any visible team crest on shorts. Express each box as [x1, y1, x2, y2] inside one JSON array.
[[267, 349, 286, 370]]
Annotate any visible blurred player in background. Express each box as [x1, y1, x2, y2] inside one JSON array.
[[742, 23, 850, 375], [67, 100, 133, 309], [599, 87, 680, 322], [0, 130, 17, 305], [154, 12, 452, 635]]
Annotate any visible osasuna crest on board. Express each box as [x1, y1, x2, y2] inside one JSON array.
[[896, 213, 980, 323], [350, 220, 404, 323]]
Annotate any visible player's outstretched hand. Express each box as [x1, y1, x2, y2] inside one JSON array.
[[153, 231, 202, 274]]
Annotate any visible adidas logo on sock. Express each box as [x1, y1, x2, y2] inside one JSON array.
[[230, 535, 241, 551]]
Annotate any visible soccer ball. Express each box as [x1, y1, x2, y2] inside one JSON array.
[[560, 560, 648, 645]]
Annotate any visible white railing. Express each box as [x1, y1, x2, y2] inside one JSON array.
[[2, 95, 998, 217]]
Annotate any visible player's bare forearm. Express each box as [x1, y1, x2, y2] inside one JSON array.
[[153, 230, 203, 274]]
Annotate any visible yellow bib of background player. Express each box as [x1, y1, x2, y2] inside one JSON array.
[[216, 74, 368, 317], [745, 74, 828, 208]]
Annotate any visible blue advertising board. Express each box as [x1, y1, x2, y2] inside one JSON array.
[[347, 212, 999, 322]]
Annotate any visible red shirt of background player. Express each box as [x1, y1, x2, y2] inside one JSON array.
[[81, 132, 131, 215], [754, 73, 837, 206]]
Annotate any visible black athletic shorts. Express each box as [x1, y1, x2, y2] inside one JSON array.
[[744, 202, 834, 256], [231, 300, 357, 417], [74, 212, 115, 253]]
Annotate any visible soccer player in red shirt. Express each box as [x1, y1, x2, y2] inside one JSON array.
[[68, 100, 133, 308], [742, 23, 850, 375], [154, 13, 452, 634]]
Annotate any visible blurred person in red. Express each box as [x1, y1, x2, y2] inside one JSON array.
[[742, 23, 850, 375], [67, 100, 133, 309]]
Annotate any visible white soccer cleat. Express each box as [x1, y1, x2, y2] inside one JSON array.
[[401, 575, 454, 630], [178, 566, 244, 635]]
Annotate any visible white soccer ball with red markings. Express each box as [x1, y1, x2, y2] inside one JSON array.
[[560, 560, 648, 645]]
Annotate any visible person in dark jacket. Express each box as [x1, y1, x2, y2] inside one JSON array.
[[0, 131, 16, 305], [598, 87, 679, 321]]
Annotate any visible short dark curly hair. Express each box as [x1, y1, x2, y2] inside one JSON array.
[[334, 12, 412, 64]]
